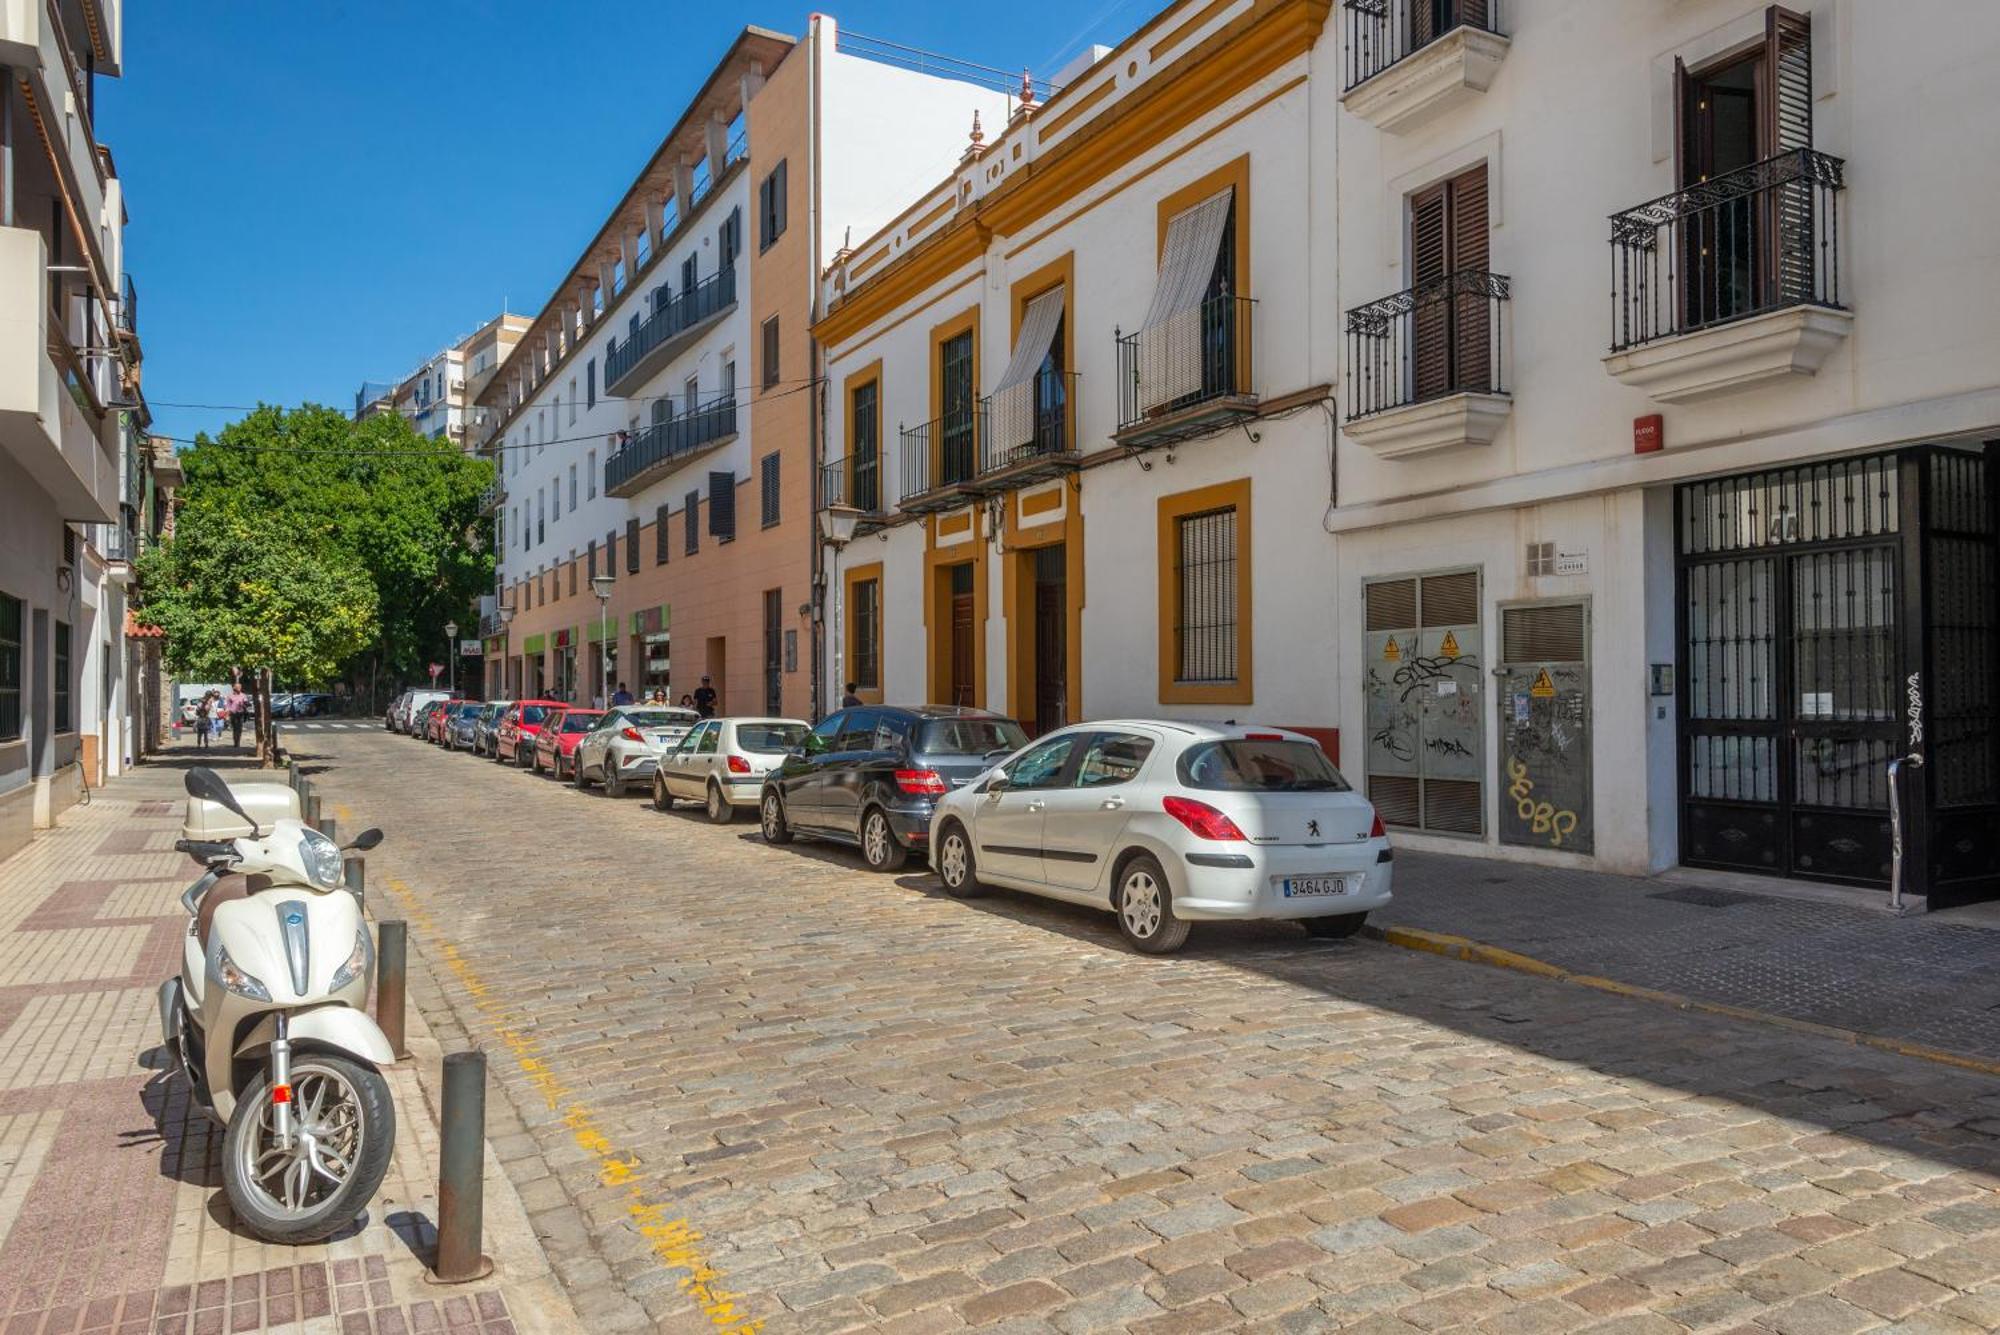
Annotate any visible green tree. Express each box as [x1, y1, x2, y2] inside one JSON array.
[[167, 405, 494, 708], [135, 514, 378, 762]]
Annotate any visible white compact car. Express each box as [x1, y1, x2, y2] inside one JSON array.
[[655, 717, 809, 822], [572, 705, 701, 797], [928, 721, 1391, 954]]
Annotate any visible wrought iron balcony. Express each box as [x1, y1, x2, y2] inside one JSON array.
[[1609, 148, 1845, 355], [979, 369, 1080, 486], [1342, 0, 1503, 93], [604, 264, 737, 395], [1345, 271, 1510, 420], [604, 395, 738, 498], [898, 408, 982, 514], [1114, 293, 1256, 447], [820, 454, 885, 523], [117, 272, 138, 338]]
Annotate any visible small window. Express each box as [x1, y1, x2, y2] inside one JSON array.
[[587, 540, 598, 580], [685, 490, 701, 555], [1176, 507, 1238, 683], [719, 207, 742, 267], [586, 360, 596, 408], [626, 517, 640, 574], [760, 452, 780, 527], [568, 379, 577, 424], [655, 504, 670, 565], [761, 316, 781, 389], [758, 160, 788, 251], [605, 528, 618, 579], [588, 451, 597, 499], [1075, 733, 1155, 788], [851, 578, 881, 691], [709, 470, 736, 542], [569, 465, 577, 509]]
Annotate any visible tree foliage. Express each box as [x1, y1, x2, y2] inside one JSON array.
[[148, 404, 494, 700]]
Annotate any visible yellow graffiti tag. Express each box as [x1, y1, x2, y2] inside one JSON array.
[[1505, 757, 1578, 848], [372, 862, 762, 1332]]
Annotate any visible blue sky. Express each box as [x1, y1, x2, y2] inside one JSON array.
[[104, 0, 1157, 447]]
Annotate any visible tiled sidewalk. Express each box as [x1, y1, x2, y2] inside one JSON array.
[[0, 752, 576, 1335], [1381, 849, 2000, 1062]]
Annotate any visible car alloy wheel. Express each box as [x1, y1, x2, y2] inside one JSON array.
[[653, 776, 673, 811], [938, 823, 985, 898], [761, 792, 791, 844], [862, 809, 904, 872], [706, 782, 730, 824], [604, 764, 622, 799], [1121, 873, 1162, 938], [1116, 854, 1191, 954]]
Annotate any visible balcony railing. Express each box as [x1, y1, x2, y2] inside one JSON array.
[[1609, 148, 1844, 354], [604, 395, 738, 497], [117, 273, 138, 337], [899, 408, 981, 512], [980, 369, 1080, 481], [1344, 270, 1510, 420], [820, 454, 884, 517], [477, 479, 505, 516], [1115, 293, 1256, 440], [1342, 0, 1502, 92], [604, 264, 737, 393]]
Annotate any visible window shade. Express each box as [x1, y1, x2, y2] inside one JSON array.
[[1142, 191, 1232, 332], [995, 288, 1066, 393], [709, 470, 736, 541]]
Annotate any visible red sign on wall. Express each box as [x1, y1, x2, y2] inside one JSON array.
[[1634, 414, 1664, 454]]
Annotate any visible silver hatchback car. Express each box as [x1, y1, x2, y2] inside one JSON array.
[[928, 721, 1391, 954], [571, 705, 701, 797]]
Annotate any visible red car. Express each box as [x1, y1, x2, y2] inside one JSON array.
[[495, 699, 565, 767], [532, 707, 604, 779]]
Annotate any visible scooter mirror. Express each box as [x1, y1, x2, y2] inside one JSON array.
[[184, 767, 250, 819], [346, 827, 384, 852]]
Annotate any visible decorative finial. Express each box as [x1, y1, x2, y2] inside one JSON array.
[[1020, 69, 1036, 106], [961, 109, 986, 163]]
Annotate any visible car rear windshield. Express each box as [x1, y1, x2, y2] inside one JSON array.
[[917, 718, 1029, 757], [1177, 739, 1352, 792], [519, 706, 549, 725], [563, 714, 601, 732], [738, 723, 807, 753], [625, 710, 691, 728]]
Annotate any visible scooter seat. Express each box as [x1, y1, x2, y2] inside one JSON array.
[[196, 873, 272, 949]]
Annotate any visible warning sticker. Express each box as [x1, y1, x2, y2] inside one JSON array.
[[1383, 637, 1401, 662], [1529, 667, 1557, 698], [1440, 630, 1461, 658]]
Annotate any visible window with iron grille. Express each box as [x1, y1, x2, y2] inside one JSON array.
[[851, 381, 880, 510], [53, 621, 71, 733], [852, 578, 881, 690], [685, 491, 701, 555], [655, 504, 670, 565], [761, 452, 780, 527], [758, 160, 788, 251], [0, 594, 20, 740], [626, 518, 640, 573], [761, 316, 780, 389], [1175, 508, 1238, 683]]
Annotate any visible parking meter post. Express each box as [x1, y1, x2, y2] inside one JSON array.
[[433, 1050, 491, 1283], [376, 920, 407, 1060]]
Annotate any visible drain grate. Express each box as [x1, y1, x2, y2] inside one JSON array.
[[1650, 885, 1761, 909]]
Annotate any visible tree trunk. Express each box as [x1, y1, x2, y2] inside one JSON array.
[[255, 671, 274, 766]]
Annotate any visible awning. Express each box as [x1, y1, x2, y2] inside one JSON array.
[[990, 286, 1067, 455], [1138, 188, 1233, 412], [522, 633, 546, 655]]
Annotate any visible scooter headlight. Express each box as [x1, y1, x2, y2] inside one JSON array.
[[215, 944, 272, 1002], [329, 926, 373, 992], [298, 829, 343, 890]]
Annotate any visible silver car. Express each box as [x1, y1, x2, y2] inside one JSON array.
[[927, 721, 1392, 955], [655, 717, 809, 822], [572, 705, 700, 797]]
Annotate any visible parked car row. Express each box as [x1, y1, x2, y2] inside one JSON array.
[[394, 691, 1393, 955]]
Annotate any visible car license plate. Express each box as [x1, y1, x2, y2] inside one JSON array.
[[1278, 875, 1354, 898]]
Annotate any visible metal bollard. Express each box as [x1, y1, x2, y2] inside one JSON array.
[[433, 1050, 491, 1283], [376, 919, 407, 1059], [344, 854, 366, 905], [304, 793, 323, 831], [320, 816, 338, 846], [288, 760, 300, 792]]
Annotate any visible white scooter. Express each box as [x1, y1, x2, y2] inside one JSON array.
[[159, 767, 397, 1243]]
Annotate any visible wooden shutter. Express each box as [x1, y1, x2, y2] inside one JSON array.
[[605, 528, 617, 579], [709, 470, 735, 541], [625, 517, 640, 573], [685, 491, 700, 554], [1764, 6, 1812, 154], [774, 160, 788, 237], [655, 504, 670, 565], [1450, 163, 1491, 395], [761, 451, 780, 527], [1409, 183, 1450, 401], [587, 540, 597, 580]]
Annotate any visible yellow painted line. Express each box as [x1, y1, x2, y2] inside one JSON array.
[[1367, 923, 2000, 1080], [371, 863, 761, 1331]]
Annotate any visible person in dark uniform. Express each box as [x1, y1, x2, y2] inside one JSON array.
[[692, 675, 718, 718]]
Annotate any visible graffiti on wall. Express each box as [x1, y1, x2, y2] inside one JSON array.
[[1497, 657, 1593, 853], [1365, 627, 1483, 786]]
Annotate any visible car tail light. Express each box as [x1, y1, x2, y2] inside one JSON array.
[[621, 727, 644, 742], [1163, 796, 1247, 841], [894, 769, 948, 796], [1370, 811, 1386, 839], [727, 755, 752, 774]]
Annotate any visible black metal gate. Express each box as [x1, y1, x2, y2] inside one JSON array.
[[1677, 446, 2000, 902]]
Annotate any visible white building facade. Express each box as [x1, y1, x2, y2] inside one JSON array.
[[0, 0, 152, 858]]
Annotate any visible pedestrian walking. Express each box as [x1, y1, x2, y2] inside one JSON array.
[[193, 693, 212, 750], [841, 682, 863, 708], [693, 675, 718, 719], [611, 681, 634, 707], [225, 683, 249, 748]]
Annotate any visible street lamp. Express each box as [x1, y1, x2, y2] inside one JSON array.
[[498, 603, 515, 698], [590, 574, 615, 707], [819, 506, 861, 715], [444, 620, 459, 696]]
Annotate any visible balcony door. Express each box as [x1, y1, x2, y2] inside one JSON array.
[[939, 331, 975, 486], [1677, 6, 1813, 329], [1409, 163, 1489, 402]]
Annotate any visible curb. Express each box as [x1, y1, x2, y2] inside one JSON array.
[[1362, 922, 2000, 1079]]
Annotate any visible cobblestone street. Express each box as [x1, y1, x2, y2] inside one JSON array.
[[297, 727, 2000, 1334]]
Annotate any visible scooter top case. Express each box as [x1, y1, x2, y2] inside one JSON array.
[[182, 783, 301, 842]]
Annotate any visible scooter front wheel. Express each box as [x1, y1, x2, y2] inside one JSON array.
[[223, 1052, 395, 1244]]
